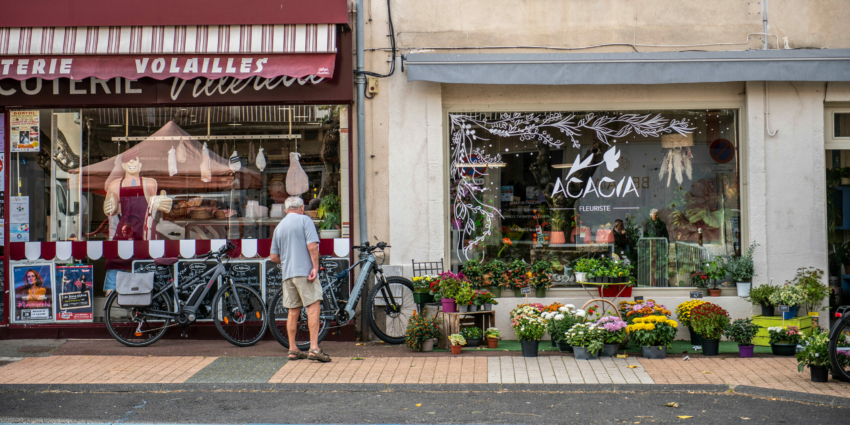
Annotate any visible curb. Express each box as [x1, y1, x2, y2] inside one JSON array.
[[732, 385, 850, 407]]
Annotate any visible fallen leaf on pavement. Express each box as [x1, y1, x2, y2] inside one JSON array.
[[677, 416, 692, 419], [416, 404, 422, 407], [701, 371, 713, 374], [355, 343, 366, 346], [664, 402, 679, 408], [351, 356, 364, 360], [617, 354, 628, 358], [740, 418, 750, 420], [627, 365, 639, 369], [427, 412, 435, 415]]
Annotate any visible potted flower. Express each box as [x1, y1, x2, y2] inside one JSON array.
[[726, 242, 759, 297], [690, 270, 710, 295], [796, 327, 831, 382], [454, 285, 475, 313], [596, 315, 628, 357], [748, 284, 778, 316], [461, 326, 483, 347], [565, 322, 605, 360], [449, 334, 466, 355], [792, 267, 829, 315], [768, 326, 802, 356], [573, 258, 592, 283], [484, 260, 507, 297], [508, 259, 530, 296], [675, 299, 707, 345], [404, 311, 442, 352], [411, 275, 435, 304], [549, 211, 567, 245], [624, 300, 671, 323], [530, 260, 553, 297], [626, 315, 679, 359], [484, 327, 501, 349], [544, 302, 566, 346], [724, 318, 761, 358], [689, 302, 730, 356], [544, 305, 580, 352], [510, 304, 548, 357], [769, 285, 805, 319], [703, 258, 727, 296], [473, 290, 497, 311], [433, 271, 467, 313], [462, 259, 486, 289]]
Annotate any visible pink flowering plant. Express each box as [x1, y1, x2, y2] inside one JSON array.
[[768, 326, 802, 345], [596, 315, 628, 345], [510, 305, 548, 341], [430, 271, 467, 300]]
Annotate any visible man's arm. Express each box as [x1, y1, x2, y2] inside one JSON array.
[[270, 254, 281, 264], [307, 242, 319, 281]]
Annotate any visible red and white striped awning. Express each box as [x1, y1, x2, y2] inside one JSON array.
[[0, 24, 337, 80]]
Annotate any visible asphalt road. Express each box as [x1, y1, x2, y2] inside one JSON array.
[[0, 386, 846, 424]]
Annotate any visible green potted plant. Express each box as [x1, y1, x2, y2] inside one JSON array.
[[791, 267, 829, 314], [411, 275, 435, 304], [565, 323, 605, 360], [543, 305, 580, 352], [726, 242, 759, 297], [769, 285, 805, 319], [549, 211, 567, 244], [434, 271, 466, 313], [484, 260, 507, 297], [454, 284, 475, 313], [724, 318, 761, 358], [703, 258, 727, 296], [462, 259, 486, 289], [748, 284, 779, 316], [689, 302, 730, 356], [675, 299, 708, 345], [626, 315, 679, 359], [484, 327, 501, 349], [473, 290, 497, 311], [404, 312, 441, 352], [768, 326, 802, 356], [508, 259, 530, 297], [796, 327, 831, 382], [449, 334, 466, 355], [461, 326, 483, 347], [316, 193, 341, 239], [510, 305, 548, 357], [573, 258, 592, 283], [530, 260, 553, 297]]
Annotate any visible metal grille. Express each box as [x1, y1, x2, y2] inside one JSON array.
[[674, 242, 709, 287], [412, 259, 444, 277], [636, 238, 669, 287]]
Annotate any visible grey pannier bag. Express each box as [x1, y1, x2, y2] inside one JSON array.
[[115, 271, 155, 307]]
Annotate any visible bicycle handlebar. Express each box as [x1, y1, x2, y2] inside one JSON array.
[[352, 241, 390, 253], [202, 241, 237, 260]]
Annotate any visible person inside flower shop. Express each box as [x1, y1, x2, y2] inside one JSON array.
[[642, 209, 669, 239]]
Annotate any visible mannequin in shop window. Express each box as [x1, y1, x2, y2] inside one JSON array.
[[102, 156, 172, 294]]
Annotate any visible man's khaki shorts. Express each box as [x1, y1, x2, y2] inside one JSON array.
[[282, 276, 323, 309]]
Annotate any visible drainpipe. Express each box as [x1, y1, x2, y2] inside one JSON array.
[[355, 0, 368, 249], [763, 0, 769, 50]]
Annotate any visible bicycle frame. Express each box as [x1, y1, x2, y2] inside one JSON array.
[[314, 250, 397, 325]]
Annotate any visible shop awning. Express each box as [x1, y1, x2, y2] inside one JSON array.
[[404, 49, 850, 85], [0, 24, 337, 80]]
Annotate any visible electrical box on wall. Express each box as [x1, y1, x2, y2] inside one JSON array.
[[367, 77, 379, 95]]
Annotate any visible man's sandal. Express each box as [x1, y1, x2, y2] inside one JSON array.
[[288, 350, 307, 360], [308, 349, 332, 362]]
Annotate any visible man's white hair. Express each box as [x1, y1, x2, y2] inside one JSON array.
[[650, 208, 659, 216], [285, 196, 304, 210]]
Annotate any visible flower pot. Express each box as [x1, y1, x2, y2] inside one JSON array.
[[413, 292, 433, 304], [688, 326, 703, 346], [535, 287, 546, 298], [487, 338, 499, 349], [594, 277, 603, 283], [421, 338, 436, 352], [483, 303, 492, 311], [708, 288, 722, 296], [761, 304, 775, 317], [641, 346, 668, 359], [575, 272, 587, 283], [450, 345, 462, 355], [550, 231, 566, 244], [550, 338, 557, 347], [702, 339, 720, 356], [771, 343, 797, 356], [557, 341, 573, 353], [514, 288, 525, 297], [810, 365, 829, 382], [600, 343, 620, 357], [781, 306, 798, 320], [598, 285, 632, 297], [573, 346, 598, 360], [602, 277, 610, 284], [457, 304, 469, 313], [488, 286, 501, 298], [520, 340, 540, 357], [440, 298, 457, 313], [736, 282, 751, 297], [738, 344, 755, 358], [466, 338, 481, 347]]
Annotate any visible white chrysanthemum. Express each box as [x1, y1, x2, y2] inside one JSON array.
[[565, 304, 575, 309], [558, 306, 568, 312], [554, 314, 565, 320], [576, 309, 586, 317]]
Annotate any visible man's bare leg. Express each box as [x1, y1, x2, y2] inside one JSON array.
[[287, 306, 302, 355], [306, 301, 321, 352]]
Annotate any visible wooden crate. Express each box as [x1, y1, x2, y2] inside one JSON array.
[[751, 314, 812, 346], [436, 311, 496, 349]]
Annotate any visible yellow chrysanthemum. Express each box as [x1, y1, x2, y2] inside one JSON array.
[[644, 323, 656, 331], [633, 317, 644, 323], [668, 320, 678, 328]]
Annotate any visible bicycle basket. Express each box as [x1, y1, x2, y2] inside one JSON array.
[[115, 271, 154, 307]]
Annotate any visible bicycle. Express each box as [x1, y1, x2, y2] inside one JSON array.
[[267, 241, 415, 351], [828, 305, 850, 382], [104, 241, 268, 347]]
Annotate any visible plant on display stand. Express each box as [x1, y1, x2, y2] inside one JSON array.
[[549, 211, 567, 245], [791, 267, 829, 314], [473, 290, 498, 311], [510, 305, 548, 357], [703, 258, 728, 296], [674, 299, 707, 345], [573, 258, 594, 283], [565, 323, 605, 360], [748, 283, 779, 316], [484, 259, 508, 297], [530, 260, 553, 297], [462, 259, 486, 289], [507, 259, 530, 296], [723, 318, 761, 358], [484, 327, 501, 349], [411, 275, 437, 304], [769, 284, 805, 319], [317, 194, 341, 238], [432, 271, 468, 313], [543, 304, 580, 352], [596, 315, 628, 357], [796, 327, 834, 382], [461, 326, 483, 347], [627, 316, 679, 359], [622, 299, 671, 323], [689, 302, 730, 356], [404, 312, 442, 352], [454, 285, 475, 313], [449, 334, 467, 355], [768, 326, 803, 356], [726, 242, 759, 297]]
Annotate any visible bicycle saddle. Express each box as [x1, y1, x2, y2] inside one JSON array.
[[154, 257, 179, 266]]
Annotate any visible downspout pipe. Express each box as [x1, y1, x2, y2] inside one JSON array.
[[763, 0, 769, 50], [355, 0, 368, 248]]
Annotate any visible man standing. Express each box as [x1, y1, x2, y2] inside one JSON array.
[[642, 208, 670, 239], [269, 196, 331, 362]]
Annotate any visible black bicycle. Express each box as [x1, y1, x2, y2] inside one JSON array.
[[828, 305, 850, 381], [267, 241, 415, 350], [104, 242, 268, 347]]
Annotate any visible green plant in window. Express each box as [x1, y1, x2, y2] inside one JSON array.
[[550, 211, 566, 232], [317, 194, 341, 230]]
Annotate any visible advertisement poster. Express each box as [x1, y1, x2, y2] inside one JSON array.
[[10, 223, 29, 241], [11, 263, 55, 322], [10, 196, 28, 223], [10, 111, 40, 152], [55, 265, 94, 322]]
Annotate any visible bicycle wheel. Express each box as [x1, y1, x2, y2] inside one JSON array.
[[212, 282, 268, 347], [829, 314, 850, 382], [104, 290, 173, 347], [266, 290, 330, 351], [365, 276, 415, 344]]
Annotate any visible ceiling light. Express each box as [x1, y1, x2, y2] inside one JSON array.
[[228, 123, 242, 126], [108, 124, 123, 127], [551, 163, 574, 169]]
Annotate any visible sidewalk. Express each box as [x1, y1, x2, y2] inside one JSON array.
[[0, 339, 848, 399]]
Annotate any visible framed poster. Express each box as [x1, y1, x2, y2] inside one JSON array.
[[10, 110, 40, 152], [176, 260, 220, 321], [11, 262, 55, 322], [55, 264, 94, 322]]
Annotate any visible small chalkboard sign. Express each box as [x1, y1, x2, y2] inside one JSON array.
[[265, 260, 286, 320], [224, 261, 263, 296], [521, 287, 531, 294], [690, 291, 704, 299], [177, 260, 219, 320], [132, 260, 175, 290], [634, 296, 644, 302], [59, 292, 91, 310], [779, 305, 790, 313]]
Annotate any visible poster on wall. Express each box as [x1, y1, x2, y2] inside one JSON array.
[[55, 265, 94, 322], [10, 111, 40, 152], [11, 263, 55, 322]]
